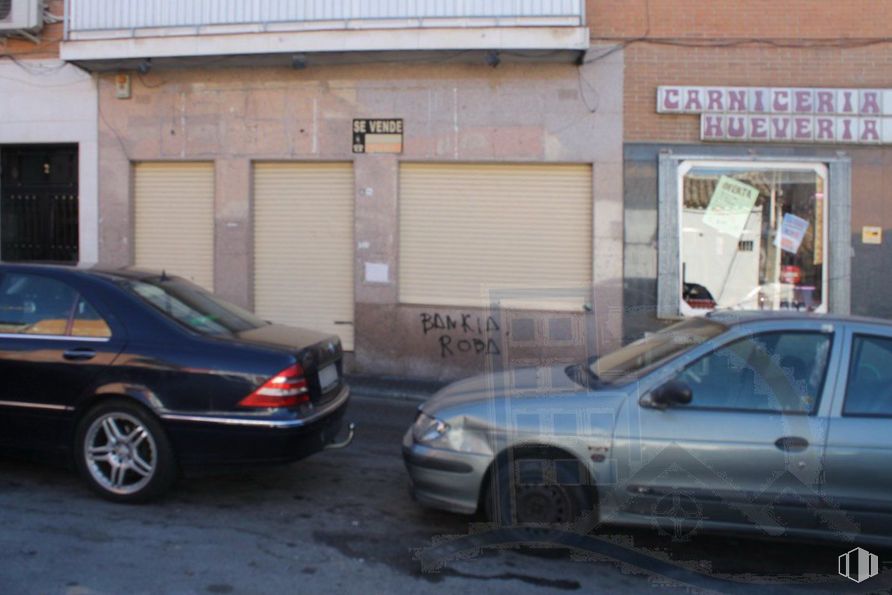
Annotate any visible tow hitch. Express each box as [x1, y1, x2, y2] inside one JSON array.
[[325, 422, 356, 450]]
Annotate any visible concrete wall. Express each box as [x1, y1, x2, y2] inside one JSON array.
[[96, 53, 624, 380], [0, 60, 99, 264], [847, 147, 892, 321]]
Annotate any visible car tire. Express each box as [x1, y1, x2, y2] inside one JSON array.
[[74, 401, 177, 503], [484, 450, 593, 528]]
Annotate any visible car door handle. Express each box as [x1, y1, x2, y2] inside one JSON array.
[[63, 348, 97, 361], [775, 436, 809, 452]]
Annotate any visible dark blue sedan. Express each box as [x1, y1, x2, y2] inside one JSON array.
[[0, 264, 351, 502]]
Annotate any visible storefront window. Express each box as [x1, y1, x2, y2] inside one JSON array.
[[678, 161, 828, 314]]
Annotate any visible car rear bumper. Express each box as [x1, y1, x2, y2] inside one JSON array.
[[161, 386, 351, 468], [401, 428, 489, 515]]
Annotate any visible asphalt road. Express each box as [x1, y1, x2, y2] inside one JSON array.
[[0, 395, 884, 595]]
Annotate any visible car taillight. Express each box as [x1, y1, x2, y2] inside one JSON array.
[[239, 364, 309, 408]]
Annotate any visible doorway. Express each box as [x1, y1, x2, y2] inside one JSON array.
[[0, 144, 79, 263]]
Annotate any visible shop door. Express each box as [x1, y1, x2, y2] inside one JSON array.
[[399, 162, 593, 308], [0, 144, 79, 263], [253, 162, 355, 350]]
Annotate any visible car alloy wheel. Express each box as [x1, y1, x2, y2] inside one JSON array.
[[75, 402, 176, 502], [84, 412, 157, 496]]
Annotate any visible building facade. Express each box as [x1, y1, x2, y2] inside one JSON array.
[[57, 0, 623, 380], [0, 0, 98, 265], [5, 1, 891, 380], [589, 0, 892, 340]]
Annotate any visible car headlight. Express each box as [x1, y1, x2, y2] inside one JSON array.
[[411, 412, 490, 454], [412, 412, 449, 444]]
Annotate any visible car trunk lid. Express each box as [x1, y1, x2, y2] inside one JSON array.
[[234, 324, 344, 405]]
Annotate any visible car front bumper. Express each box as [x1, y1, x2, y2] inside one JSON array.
[[401, 428, 491, 515], [161, 385, 351, 468]]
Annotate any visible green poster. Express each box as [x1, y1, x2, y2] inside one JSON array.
[[702, 176, 760, 238]]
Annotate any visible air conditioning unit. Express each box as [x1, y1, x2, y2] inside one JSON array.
[[0, 0, 43, 32]]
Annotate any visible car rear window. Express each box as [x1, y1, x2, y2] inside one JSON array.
[[121, 277, 268, 336]]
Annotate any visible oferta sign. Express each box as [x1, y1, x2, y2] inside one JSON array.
[[657, 86, 892, 144]]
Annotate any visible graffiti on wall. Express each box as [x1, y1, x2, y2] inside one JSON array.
[[420, 312, 502, 358]]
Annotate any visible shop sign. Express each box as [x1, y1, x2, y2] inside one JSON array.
[[353, 119, 403, 154], [657, 86, 892, 144]]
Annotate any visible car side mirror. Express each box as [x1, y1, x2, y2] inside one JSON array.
[[644, 379, 693, 410]]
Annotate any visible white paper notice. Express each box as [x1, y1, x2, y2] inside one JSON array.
[[364, 262, 390, 283], [776, 213, 810, 254], [702, 176, 760, 238]]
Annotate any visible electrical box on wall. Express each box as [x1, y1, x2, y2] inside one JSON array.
[[862, 226, 883, 245], [0, 0, 44, 33], [114, 73, 131, 99]]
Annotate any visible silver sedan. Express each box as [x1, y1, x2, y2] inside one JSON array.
[[403, 313, 892, 546]]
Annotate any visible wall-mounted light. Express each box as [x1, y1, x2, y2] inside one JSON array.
[[137, 58, 152, 75], [484, 51, 501, 68], [291, 53, 308, 70]]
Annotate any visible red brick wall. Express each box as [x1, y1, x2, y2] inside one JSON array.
[[589, 0, 892, 39], [586, 0, 892, 142], [1, 0, 64, 59]]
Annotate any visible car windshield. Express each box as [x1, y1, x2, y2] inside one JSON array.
[[589, 318, 726, 383], [121, 276, 269, 336]]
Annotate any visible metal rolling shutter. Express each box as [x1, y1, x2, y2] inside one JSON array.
[[253, 163, 355, 350], [399, 163, 593, 309], [133, 162, 215, 290]]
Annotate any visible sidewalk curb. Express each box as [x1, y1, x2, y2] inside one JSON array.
[[345, 375, 445, 404]]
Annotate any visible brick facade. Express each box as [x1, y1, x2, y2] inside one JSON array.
[[604, 1, 892, 332], [590, 0, 892, 40], [588, 0, 892, 142]]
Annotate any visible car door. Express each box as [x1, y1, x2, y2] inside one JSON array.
[[0, 271, 125, 452], [821, 323, 892, 543], [612, 321, 840, 538]]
